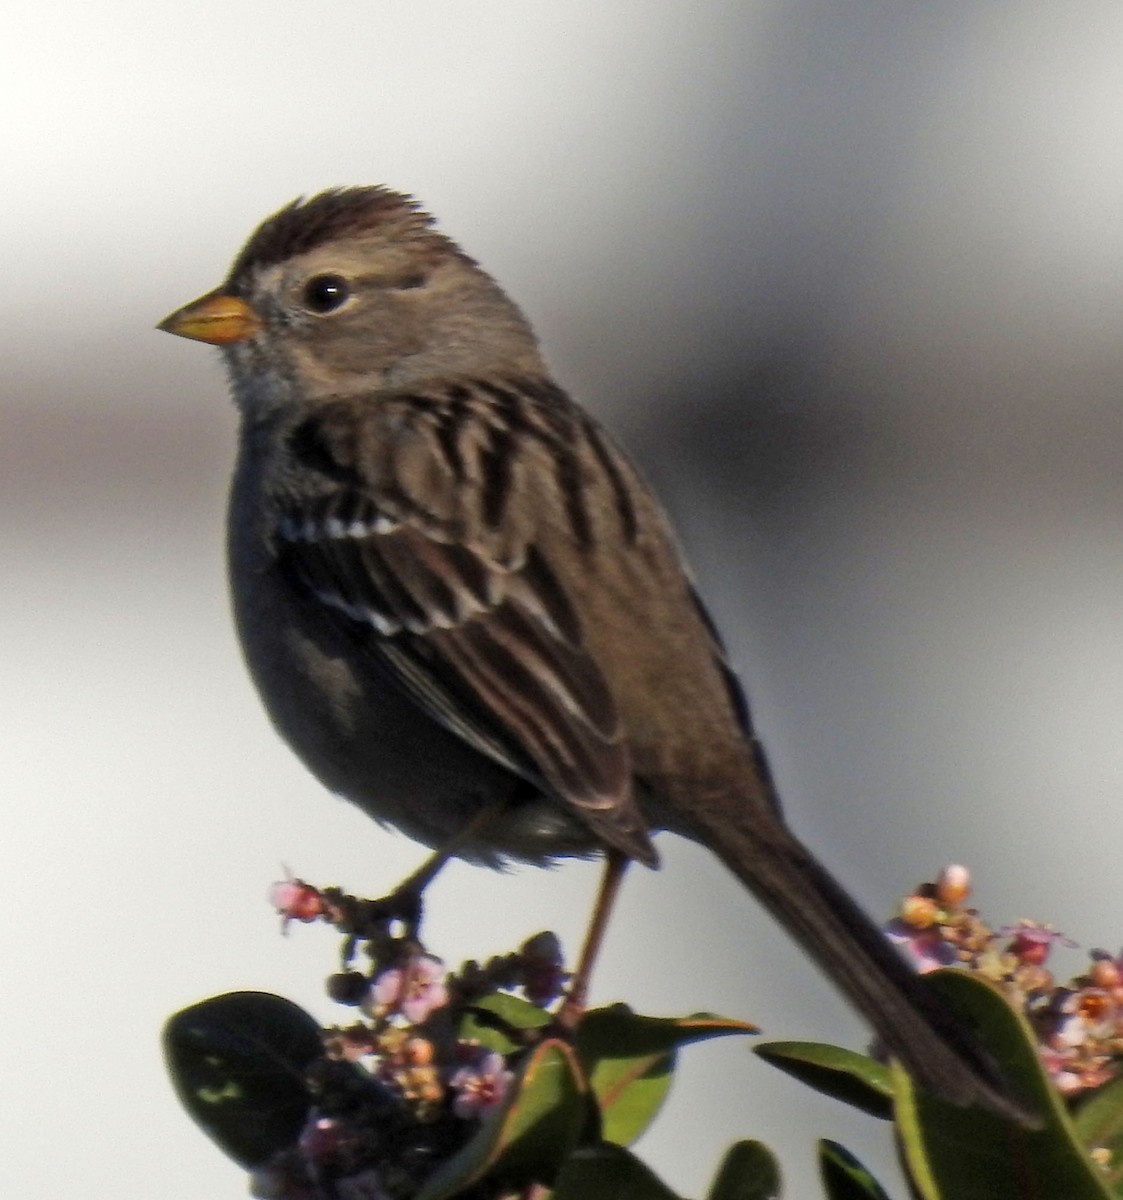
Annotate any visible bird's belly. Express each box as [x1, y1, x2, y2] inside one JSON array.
[[235, 582, 601, 865]]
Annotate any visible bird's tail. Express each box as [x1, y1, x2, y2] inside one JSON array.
[[686, 777, 1037, 1126]]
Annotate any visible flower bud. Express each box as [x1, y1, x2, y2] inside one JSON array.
[[1090, 955, 1121, 989], [935, 864, 971, 908], [326, 971, 369, 1006], [899, 894, 939, 929]]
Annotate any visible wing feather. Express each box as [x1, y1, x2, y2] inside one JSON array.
[[275, 384, 654, 861]]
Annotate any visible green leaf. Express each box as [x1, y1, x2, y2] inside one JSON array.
[[706, 1139, 783, 1200], [162, 991, 322, 1168], [575, 1006, 757, 1146], [416, 1038, 591, 1200], [818, 1140, 891, 1200], [1073, 1076, 1123, 1193], [553, 1142, 684, 1200], [591, 1054, 673, 1147], [577, 1006, 760, 1058], [753, 1041, 893, 1119], [458, 992, 555, 1055], [893, 969, 1113, 1200]]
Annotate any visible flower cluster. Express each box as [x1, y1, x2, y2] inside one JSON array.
[[888, 865, 1123, 1096], [255, 876, 569, 1199]]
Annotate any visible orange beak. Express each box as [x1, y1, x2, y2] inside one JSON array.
[[157, 291, 263, 346]]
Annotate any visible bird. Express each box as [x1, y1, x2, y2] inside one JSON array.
[[158, 185, 1031, 1123]]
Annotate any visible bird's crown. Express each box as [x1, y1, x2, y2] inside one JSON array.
[[229, 187, 457, 280]]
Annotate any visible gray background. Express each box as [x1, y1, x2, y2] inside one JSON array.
[[5, 3, 1123, 1197]]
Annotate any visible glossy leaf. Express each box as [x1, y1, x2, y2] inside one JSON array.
[[753, 1041, 893, 1119], [458, 992, 554, 1055], [553, 1142, 684, 1200], [576, 1006, 757, 1145], [577, 1006, 759, 1059], [162, 991, 322, 1168], [894, 969, 1113, 1200], [706, 1139, 783, 1200], [818, 1140, 891, 1200], [416, 1038, 591, 1200], [1073, 1075, 1123, 1194]]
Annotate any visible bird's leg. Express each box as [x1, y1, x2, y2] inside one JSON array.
[[371, 800, 511, 937], [556, 848, 631, 1030]]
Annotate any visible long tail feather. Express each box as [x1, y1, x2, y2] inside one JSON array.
[[689, 790, 1038, 1126]]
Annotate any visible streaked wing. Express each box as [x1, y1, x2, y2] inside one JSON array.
[[275, 384, 653, 860]]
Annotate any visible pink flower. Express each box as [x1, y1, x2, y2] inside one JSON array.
[[1065, 987, 1117, 1039], [335, 1169, 393, 1200], [367, 955, 449, 1023], [298, 1115, 347, 1162], [1039, 1045, 1084, 1094], [449, 1051, 513, 1120], [248, 1156, 321, 1200], [1089, 952, 1122, 990], [269, 878, 324, 927], [884, 919, 958, 974], [1000, 922, 1076, 966]]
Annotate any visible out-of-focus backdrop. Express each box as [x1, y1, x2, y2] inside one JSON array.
[[5, 4, 1123, 1197]]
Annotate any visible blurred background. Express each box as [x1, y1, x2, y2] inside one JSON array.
[[5, 2, 1123, 1196]]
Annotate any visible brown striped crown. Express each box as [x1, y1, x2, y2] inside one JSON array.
[[228, 187, 463, 280]]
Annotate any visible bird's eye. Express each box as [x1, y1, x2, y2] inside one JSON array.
[[301, 274, 351, 314]]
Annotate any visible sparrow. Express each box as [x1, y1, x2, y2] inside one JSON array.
[[158, 186, 1030, 1122]]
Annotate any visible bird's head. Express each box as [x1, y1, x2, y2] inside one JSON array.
[[158, 187, 544, 418]]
